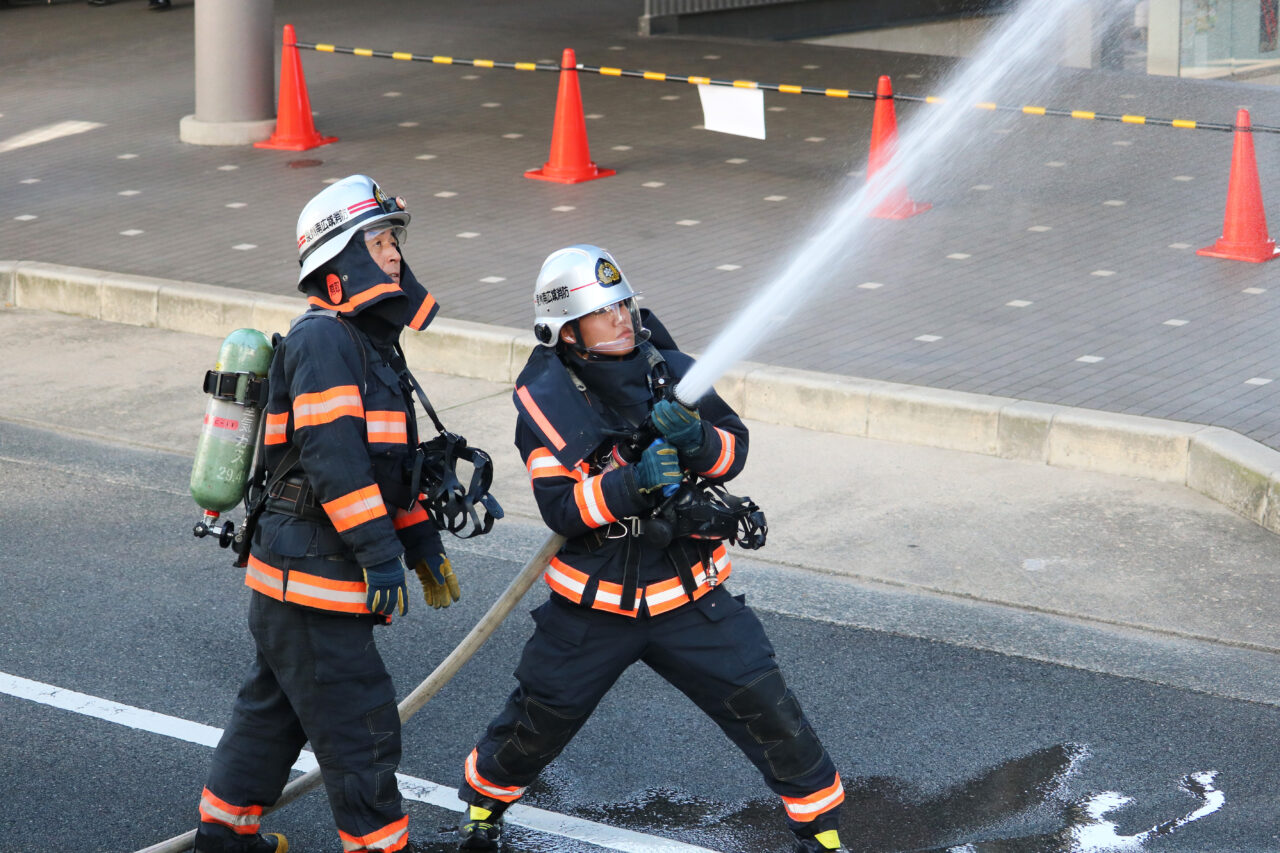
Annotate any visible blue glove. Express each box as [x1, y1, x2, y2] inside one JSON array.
[[651, 399, 704, 455], [634, 442, 682, 494], [363, 556, 408, 618]]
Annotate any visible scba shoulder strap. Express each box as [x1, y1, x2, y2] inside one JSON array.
[[390, 341, 504, 539]]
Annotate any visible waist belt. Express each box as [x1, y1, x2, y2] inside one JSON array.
[[576, 526, 711, 613], [266, 474, 329, 524], [543, 543, 732, 618]]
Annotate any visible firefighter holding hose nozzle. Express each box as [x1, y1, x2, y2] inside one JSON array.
[[454, 245, 847, 852]]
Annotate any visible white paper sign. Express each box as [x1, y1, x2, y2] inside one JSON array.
[[697, 84, 766, 140]]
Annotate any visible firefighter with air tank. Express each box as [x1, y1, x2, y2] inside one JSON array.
[[452, 245, 847, 852], [190, 175, 461, 853]]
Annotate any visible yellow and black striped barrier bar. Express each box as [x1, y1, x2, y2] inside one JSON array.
[[297, 39, 1280, 136], [304, 41, 561, 73]]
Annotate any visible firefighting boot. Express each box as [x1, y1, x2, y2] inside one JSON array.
[[792, 828, 846, 852], [457, 799, 506, 850], [194, 831, 288, 853]]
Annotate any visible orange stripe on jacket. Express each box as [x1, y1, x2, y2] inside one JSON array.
[[323, 484, 387, 532], [294, 385, 364, 428], [394, 504, 430, 530], [526, 446, 579, 480], [516, 385, 566, 450], [284, 570, 369, 614], [572, 474, 616, 527], [263, 411, 289, 445], [703, 426, 736, 478], [244, 555, 284, 600], [366, 410, 408, 444]]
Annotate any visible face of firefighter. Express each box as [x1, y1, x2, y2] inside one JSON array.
[[364, 226, 403, 284], [561, 301, 636, 356]]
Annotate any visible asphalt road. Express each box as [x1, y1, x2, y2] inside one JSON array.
[[2, 419, 1278, 853]]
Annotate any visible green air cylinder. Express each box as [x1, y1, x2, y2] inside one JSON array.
[[189, 328, 274, 514]]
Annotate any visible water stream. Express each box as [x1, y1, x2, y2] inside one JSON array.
[[675, 0, 1130, 403]]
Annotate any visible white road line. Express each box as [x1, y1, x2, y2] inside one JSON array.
[[0, 671, 716, 853], [0, 120, 105, 154]]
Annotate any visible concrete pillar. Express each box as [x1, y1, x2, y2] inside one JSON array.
[[1147, 0, 1182, 76], [180, 0, 277, 146]]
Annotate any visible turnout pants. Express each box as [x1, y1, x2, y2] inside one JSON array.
[[197, 592, 408, 853], [460, 586, 843, 835]]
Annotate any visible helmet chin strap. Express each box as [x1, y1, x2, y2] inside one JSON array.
[[562, 318, 651, 361], [562, 319, 613, 361]]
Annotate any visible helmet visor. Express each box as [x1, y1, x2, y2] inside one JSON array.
[[578, 297, 649, 355], [361, 223, 407, 247]]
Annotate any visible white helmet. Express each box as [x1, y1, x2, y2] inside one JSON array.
[[533, 244, 646, 353], [296, 174, 410, 284]]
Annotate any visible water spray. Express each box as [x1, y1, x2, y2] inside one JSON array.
[[674, 0, 1129, 404]]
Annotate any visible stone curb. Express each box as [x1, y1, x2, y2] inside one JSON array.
[[5, 260, 1279, 536]]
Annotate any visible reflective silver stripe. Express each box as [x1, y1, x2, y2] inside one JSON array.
[[365, 824, 408, 851], [783, 779, 845, 817], [545, 563, 586, 597], [645, 582, 689, 609], [294, 391, 363, 421], [199, 793, 260, 829], [245, 564, 283, 594], [705, 427, 736, 478], [285, 576, 366, 608], [465, 749, 526, 800], [577, 475, 612, 527]]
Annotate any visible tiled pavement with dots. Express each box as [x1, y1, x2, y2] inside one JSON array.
[[6, 0, 1280, 446]]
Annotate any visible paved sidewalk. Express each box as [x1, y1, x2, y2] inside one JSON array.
[[4, 0, 1280, 448], [4, 306, 1278, 709]]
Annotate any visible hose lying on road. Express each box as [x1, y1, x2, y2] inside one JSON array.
[[133, 533, 564, 853]]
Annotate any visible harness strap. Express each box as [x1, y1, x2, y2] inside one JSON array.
[[619, 535, 641, 614], [668, 539, 704, 599]]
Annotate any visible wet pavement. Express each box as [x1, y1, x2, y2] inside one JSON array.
[[3, 309, 1280, 852]]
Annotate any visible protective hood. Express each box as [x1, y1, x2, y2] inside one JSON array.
[[572, 349, 653, 427], [299, 238, 439, 332]]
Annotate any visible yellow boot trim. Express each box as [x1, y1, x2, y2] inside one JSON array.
[[469, 805, 493, 821], [814, 829, 841, 850], [266, 833, 288, 853]]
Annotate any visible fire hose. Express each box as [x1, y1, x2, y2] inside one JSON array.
[[133, 532, 564, 853]]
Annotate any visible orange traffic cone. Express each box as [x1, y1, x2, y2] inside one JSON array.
[[256, 24, 337, 152], [1198, 109, 1278, 263], [867, 75, 930, 220], [525, 48, 614, 184]]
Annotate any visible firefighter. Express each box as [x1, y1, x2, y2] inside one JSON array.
[[454, 245, 846, 852], [194, 175, 459, 853]]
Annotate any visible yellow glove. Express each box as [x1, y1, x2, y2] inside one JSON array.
[[414, 554, 461, 609]]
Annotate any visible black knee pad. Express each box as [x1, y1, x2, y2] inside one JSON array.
[[726, 668, 826, 782], [493, 696, 584, 778]]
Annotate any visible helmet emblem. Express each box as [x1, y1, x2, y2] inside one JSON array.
[[595, 259, 622, 286], [373, 184, 388, 207], [326, 273, 343, 304]]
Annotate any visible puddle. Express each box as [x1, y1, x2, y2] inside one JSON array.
[[414, 745, 1223, 852]]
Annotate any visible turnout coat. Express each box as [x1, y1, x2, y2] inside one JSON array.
[[244, 249, 443, 617], [512, 315, 749, 618]]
